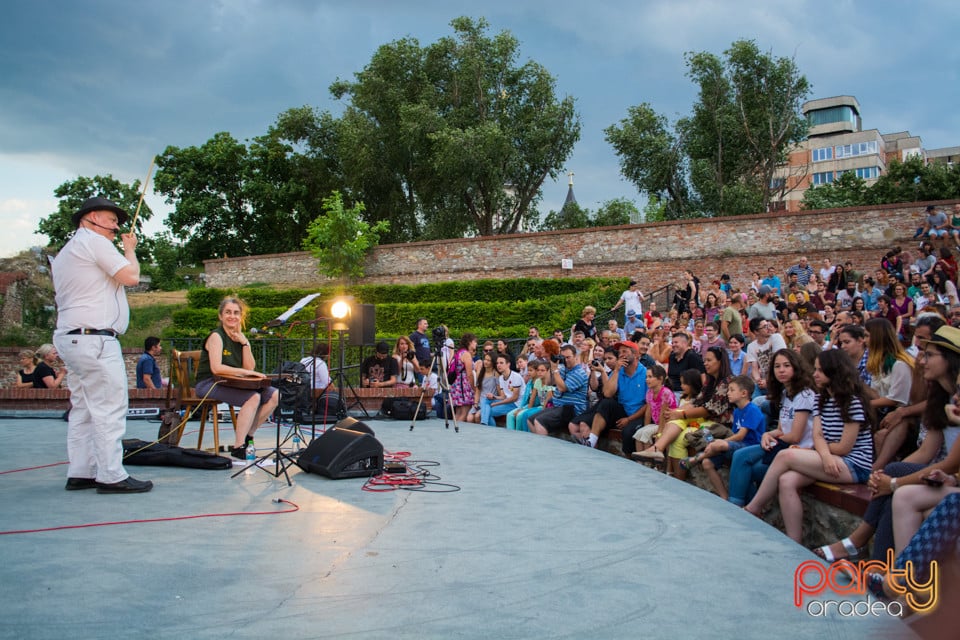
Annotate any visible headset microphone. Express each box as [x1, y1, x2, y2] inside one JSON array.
[[86, 220, 121, 234]]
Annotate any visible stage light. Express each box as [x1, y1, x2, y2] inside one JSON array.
[[331, 300, 350, 319]]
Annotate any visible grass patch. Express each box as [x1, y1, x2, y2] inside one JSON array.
[[124, 303, 179, 349]]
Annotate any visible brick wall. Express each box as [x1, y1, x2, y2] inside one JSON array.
[[0, 347, 169, 390], [203, 201, 954, 290]]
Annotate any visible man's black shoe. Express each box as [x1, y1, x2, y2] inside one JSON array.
[[229, 446, 247, 460], [95, 477, 153, 494], [65, 477, 97, 491]]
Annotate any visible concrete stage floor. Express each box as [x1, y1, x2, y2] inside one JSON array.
[[0, 416, 914, 639]]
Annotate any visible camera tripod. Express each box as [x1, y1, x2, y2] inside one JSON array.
[[410, 343, 459, 433]]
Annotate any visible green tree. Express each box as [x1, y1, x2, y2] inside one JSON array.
[[592, 198, 638, 227], [606, 39, 809, 218], [141, 232, 185, 291], [538, 201, 590, 231], [37, 175, 154, 251], [303, 191, 390, 281], [801, 171, 868, 210], [865, 156, 960, 205], [331, 16, 581, 238], [154, 132, 253, 262], [604, 104, 692, 219]]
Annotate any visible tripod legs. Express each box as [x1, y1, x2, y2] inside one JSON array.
[[410, 351, 459, 432]]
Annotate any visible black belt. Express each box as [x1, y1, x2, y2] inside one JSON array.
[[66, 328, 118, 337]]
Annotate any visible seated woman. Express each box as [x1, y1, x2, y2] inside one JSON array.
[[14, 350, 37, 388], [633, 346, 733, 481], [194, 297, 279, 459], [815, 323, 960, 563], [393, 336, 419, 388], [727, 348, 816, 508], [33, 344, 66, 388], [865, 317, 914, 425], [744, 349, 874, 543]]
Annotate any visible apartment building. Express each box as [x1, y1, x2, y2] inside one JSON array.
[[772, 96, 924, 211]]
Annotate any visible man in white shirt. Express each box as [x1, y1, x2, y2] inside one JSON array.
[[611, 280, 644, 321], [52, 197, 153, 494], [746, 317, 787, 399]]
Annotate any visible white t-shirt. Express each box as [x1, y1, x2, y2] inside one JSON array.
[[746, 334, 788, 382], [498, 371, 525, 409], [299, 356, 330, 390], [619, 289, 643, 317], [779, 388, 816, 449]]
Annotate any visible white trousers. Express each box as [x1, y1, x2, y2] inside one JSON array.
[[54, 333, 129, 484]]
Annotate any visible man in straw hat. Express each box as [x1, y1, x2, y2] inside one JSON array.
[[51, 197, 153, 494]]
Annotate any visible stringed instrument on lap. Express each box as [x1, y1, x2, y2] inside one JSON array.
[[213, 373, 276, 390]]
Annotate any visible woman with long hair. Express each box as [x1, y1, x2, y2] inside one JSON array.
[[703, 292, 721, 324], [864, 317, 914, 423], [728, 349, 817, 507], [634, 345, 733, 481], [449, 333, 479, 423], [931, 268, 959, 306], [393, 336, 419, 388], [826, 264, 847, 294], [890, 282, 914, 320], [195, 297, 279, 459], [745, 349, 875, 543], [469, 351, 498, 424]]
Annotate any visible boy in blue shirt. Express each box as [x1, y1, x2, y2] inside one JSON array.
[[683, 375, 765, 500]]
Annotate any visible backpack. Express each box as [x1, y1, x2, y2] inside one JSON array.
[[447, 349, 461, 384], [381, 397, 428, 421]]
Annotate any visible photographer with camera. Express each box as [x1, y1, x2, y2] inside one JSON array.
[[568, 346, 618, 444], [581, 341, 648, 449], [530, 344, 589, 436], [393, 336, 419, 387]]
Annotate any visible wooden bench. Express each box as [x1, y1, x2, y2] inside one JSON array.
[[803, 481, 872, 518]]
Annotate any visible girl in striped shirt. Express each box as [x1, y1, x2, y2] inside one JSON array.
[[745, 349, 874, 543]]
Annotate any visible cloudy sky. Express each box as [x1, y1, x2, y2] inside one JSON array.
[[2, 0, 958, 258]]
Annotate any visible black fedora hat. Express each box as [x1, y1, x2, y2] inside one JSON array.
[[72, 197, 128, 228]]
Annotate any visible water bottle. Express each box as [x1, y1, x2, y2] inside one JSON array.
[[701, 425, 714, 445], [292, 433, 301, 453], [245, 441, 256, 475]]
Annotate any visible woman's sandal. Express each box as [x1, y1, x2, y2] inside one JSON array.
[[679, 453, 703, 470], [812, 537, 868, 563]]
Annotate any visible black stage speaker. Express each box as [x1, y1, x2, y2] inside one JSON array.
[[348, 304, 376, 346], [299, 426, 383, 479], [332, 417, 375, 435]]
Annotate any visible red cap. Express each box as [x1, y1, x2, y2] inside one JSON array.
[[613, 341, 639, 352]]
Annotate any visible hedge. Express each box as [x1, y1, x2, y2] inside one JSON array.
[[168, 277, 630, 341], [187, 277, 629, 308]]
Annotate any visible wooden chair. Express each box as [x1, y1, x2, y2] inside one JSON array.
[[170, 349, 237, 453]]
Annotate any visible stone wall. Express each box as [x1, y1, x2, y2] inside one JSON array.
[[203, 201, 956, 290]]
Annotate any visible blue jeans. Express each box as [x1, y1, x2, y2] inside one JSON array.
[[481, 397, 516, 426], [727, 444, 769, 507]]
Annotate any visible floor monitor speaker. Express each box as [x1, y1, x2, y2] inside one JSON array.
[[298, 427, 383, 479]]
